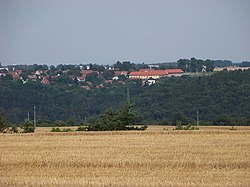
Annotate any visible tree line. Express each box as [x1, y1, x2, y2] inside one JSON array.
[[0, 69, 249, 126]]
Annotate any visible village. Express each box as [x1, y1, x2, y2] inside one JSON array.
[[0, 61, 249, 90], [0, 62, 185, 89]]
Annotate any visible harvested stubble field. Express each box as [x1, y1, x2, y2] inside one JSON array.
[[0, 126, 250, 187]]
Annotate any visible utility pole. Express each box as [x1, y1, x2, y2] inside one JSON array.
[[27, 111, 30, 121], [197, 110, 199, 126], [34, 106, 36, 128]]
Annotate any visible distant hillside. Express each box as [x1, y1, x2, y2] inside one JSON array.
[[0, 70, 249, 125], [133, 70, 250, 124]]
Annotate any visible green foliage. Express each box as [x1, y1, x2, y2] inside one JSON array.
[[83, 102, 147, 131], [53, 120, 67, 126], [102, 70, 114, 80], [114, 102, 138, 128], [51, 127, 61, 132], [99, 108, 118, 130], [66, 118, 76, 126], [76, 126, 88, 131], [114, 61, 134, 71], [21, 119, 35, 133], [85, 72, 103, 86], [213, 114, 233, 126], [159, 119, 171, 126], [177, 58, 214, 72], [54, 74, 72, 84], [62, 128, 73, 132], [0, 70, 249, 125], [172, 112, 190, 125], [239, 61, 250, 67], [175, 120, 183, 130], [50, 127, 73, 132]]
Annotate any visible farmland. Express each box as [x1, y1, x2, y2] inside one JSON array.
[[0, 126, 250, 187]]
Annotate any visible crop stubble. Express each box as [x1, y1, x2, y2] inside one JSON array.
[[0, 128, 249, 186]]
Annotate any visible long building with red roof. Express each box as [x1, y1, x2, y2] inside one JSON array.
[[129, 69, 183, 79]]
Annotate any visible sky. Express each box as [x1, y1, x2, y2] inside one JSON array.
[[0, 0, 250, 66]]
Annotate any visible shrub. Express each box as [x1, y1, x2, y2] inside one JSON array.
[[21, 119, 35, 133], [172, 112, 191, 125], [50, 127, 73, 132], [51, 127, 61, 132], [82, 102, 146, 131], [76, 126, 88, 131], [174, 121, 199, 130]]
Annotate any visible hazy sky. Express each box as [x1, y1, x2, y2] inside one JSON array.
[[0, 0, 250, 65]]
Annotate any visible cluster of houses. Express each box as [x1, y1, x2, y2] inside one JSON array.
[[1, 64, 248, 89], [0, 65, 185, 89]]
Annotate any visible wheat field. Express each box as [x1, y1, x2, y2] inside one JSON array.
[[0, 126, 250, 187]]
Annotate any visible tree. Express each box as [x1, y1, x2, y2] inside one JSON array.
[[172, 112, 190, 125], [82, 101, 146, 131], [0, 68, 249, 125], [21, 119, 35, 133], [239, 61, 250, 67], [177, 59, 189, 72], [116, 101, 138, 128], [55, 74, 71, 84], [99, 108, 118, 130], [20, 71, 29, 80], [50, 65, 56, 72], [85, 72, 102, 85], [177, 58, 214, 73], [213, 114, 232, 126], [102, 70, 114, 80], [57, 64, 65, 71], [118, 75, 128, 81]]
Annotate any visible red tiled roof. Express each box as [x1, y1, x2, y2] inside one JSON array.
[[165, 69, 184, 74], [15, 70, 23, 74], [8, 72, 21, 80], [130, 70, 168, 76], [82, 86, 90, 90], [105, 80, 113, 83], [86, 81, 93, 85], [81, 70, 93, 75], [77, 75, 86, 81], [130, 69, 184, 77], [41, 77, 50, 84], [28, 75, 37, 79]]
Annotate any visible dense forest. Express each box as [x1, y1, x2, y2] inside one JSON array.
[[0, 70, 249, 126]]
